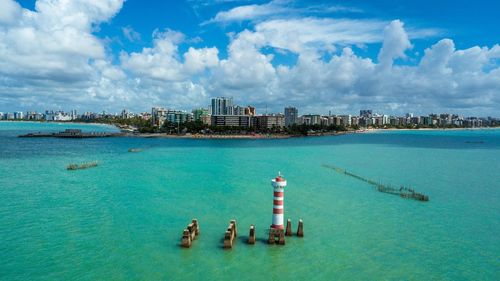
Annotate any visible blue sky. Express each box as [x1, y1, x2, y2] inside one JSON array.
[[1, 0, 500, 116]]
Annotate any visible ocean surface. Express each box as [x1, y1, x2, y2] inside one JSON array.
[[0, 121, 499, 281]]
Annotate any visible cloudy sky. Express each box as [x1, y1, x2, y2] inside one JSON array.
[[0, 0, 499, 116]]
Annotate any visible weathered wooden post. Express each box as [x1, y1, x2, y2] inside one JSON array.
[[187, 222, 196, 240], [248, 225, 256, 244], [192, 219, 200, 235], [230, 219, 237, 237], [297, 219, 304, 237], [285, 219, 292, 236], [223, 230, 233, 249], [181, 229, 192, 248]]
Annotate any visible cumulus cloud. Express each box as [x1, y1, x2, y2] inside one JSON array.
[[378, 20, 412, 69], [120, 29, 219, 81], [0, 0, 123, 83]]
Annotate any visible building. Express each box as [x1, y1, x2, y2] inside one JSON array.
[[284, 107, 298, 127], [360, 110, 372, 118], [300, 114, 321, 126], [351, 116, 359, 126], [339, 115, 352, 127], [151, 107, 167, 127], [14, 111, 24, 119], [257, 114, 285, 129], [192, 108, 209, 121], [244, 106, 256, 116], [121, 109, 130, 119], [211, 115, 252, 127], [211, 97, 234, 116], [166, 110, 193, 124], [233, 106, 246, 116]]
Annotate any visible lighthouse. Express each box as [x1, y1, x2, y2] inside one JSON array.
[[269, 172, 287, 244]]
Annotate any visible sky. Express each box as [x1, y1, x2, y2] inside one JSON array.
[[0, 0, 499, 116]]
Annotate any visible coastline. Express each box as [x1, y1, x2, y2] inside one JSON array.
[[359, 127, 500, 134], [3, 120, 499, 139], [124, 131, 346, 139]]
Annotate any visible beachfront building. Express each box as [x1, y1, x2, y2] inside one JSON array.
[[192, 108, 209, 121], [284, 106, 298, 127], [166, 110, 193, 124], [151, 107, 167, 127], [14, 112, 24, 119], [299, 114, 321, 126], [211, 115, 252, 127], [211, 97, 234, 115], [257, 114, 285, 129], [339, 115, 352, 127]]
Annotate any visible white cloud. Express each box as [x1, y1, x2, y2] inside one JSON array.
[[122, 26, 141, 42], [120, 29, 219, 81], [255, 18, 386, 54], [204, 0, 291, 24], [0, 1, 498, 116], [0, 0, 22, 25], [377, 20, 412, 69]]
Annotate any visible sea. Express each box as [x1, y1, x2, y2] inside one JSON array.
[[0, 121, 499, 280]]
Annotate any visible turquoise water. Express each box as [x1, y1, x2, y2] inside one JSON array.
[[1, 122, 499, 280]]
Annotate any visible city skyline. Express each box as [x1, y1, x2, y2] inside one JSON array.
[[1, 1, 500, 116]]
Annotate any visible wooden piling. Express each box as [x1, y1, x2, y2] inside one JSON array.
[[248, 225, 256, 245], [181, 218, 199, 248], [285, 219, 292, 236], [223, 231, 233, 248], [230, 219, 237, 237], [297, 219, 304, 237], [192, 219, 200, 235], [187, 223, 196, 240], [223, 219, 237, 249], [181, 229, 192, 248]]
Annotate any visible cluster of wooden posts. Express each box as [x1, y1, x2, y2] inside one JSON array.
[[268, 219, 304, 245], [181, 219, 200, 248], [180, 218, 303, 249]]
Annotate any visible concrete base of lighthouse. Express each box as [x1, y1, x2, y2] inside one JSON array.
[[268, 227, 285, 245]]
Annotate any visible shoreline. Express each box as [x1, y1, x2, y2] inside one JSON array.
[[124, 131, 346, 139], [2, 120, 499, 139], [359, 127, 500, 134]]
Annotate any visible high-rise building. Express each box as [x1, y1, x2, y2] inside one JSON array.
[[245, 106, 256, 116], [192, 108, 209, 121], [284, 107, 298, 127], [121, 109, 129, 119], [211, 97, 234, 116], [151, 107, 167, 127], [360, 110, 372, 118]]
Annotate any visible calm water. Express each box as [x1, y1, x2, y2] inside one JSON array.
[[0, 122, 499, 280]]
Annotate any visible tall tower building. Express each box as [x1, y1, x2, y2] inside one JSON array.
[[211, 97, 234, 116], [284, 107, 298, 127]]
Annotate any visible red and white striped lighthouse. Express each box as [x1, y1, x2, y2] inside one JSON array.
[[271, 172, 287, 229]]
